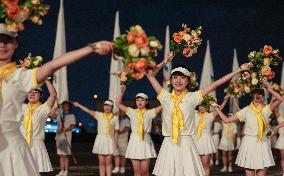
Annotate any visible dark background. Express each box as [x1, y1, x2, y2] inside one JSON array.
[[14, 0, 284, 128]]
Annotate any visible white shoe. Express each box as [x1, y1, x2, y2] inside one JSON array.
[[112, 167, 120, 174], [119, 167, 125, 174], [215, 160, 219, 165], [228, 166, 233, 172], [63, 170, 69, 176], [220, 167, 227, 172], [56, 170, 64, 176]]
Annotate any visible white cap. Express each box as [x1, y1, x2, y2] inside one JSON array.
[[171, 67, 191, 77], [28, 86, 43, 93], [136, 93, 149, 99], [0, 24, 18, 37], [104, 100, 114, 106]]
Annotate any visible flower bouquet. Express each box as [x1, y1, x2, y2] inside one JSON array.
[[170, 23, 202, 57], [271, 82, 284, 96], [0, 0, 50, 32], [113, 25, 162, 85], [18, 53, 43, 69], [200, 95, 217, 110], [224, 80, 246, 97]]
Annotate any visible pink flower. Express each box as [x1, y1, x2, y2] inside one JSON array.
[[183, 48, 193, 57], [187, 39, 194, 47], [263, 45, 273, 56]]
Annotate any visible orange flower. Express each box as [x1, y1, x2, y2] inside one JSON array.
[[6, 6, 20, 19], [263, 45, 273, 56], [178, 31, 187, 38], [135, 33, 148, 48], [135, 58, 149, 72], [268, 71, 275, 80], [125, 61, 135, 73], [173, 35, 182, 44], [2, 0, 18, 6], [173, 32, 178, 38], [127, 31, 137, 43], [261, 66, 271, 77], [132, 72, 145, 80]]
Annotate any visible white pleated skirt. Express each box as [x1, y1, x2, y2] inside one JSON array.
[[0, 126, 39, 176], [92, 134, 115, 155], [113, 138, 128, 156], [218, 137, 235, 151], [275, 134, 284, 150], [194, 133, 216, 155], [30, 139, 53, 172], [125, 133, 156, 159], [56, 136, 72, 155], [153, 136, 205, 176], [212, 134, 220, 149], [236, 135, 275, 169]]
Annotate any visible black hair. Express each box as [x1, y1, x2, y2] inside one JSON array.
[[250, 89, 265, 97], [62, 100, 73, 110]]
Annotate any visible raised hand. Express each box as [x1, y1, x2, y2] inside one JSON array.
[[72, 102, 80, 107], [240, 62, 253, 71], [163, 51, 175, 65], [120, 85, 126, 94], [89, 41, 114, 55]]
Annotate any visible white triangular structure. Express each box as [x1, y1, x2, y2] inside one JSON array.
[[199, 40, 216, 97], [108, 11, 123, 113], [229, 49, 240, 113], [279, 62, 284, 115], [52, 0, 68, 104], [163, 25, 172, 90]]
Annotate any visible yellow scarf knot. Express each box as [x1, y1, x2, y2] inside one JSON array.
[[171, 89, 188, 144], [197, 112, 208, 140], [23, 102, 41, 145], [103, 112, 114, 137], [249, 102, 267, 141], [136, 108, 147, 141]]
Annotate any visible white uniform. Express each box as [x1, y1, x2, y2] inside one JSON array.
[[0, 68, 40, 176], [194, 112, 216, 155], [92, 112, 119, 155], [235, 105, 275, 169], [21, 102, 53, 172], [55, 112, 76, 155], [218, 122, 237, 151], [275, 115, 284, 149], [125, 108, 157, 159], [153, 89, 205, 176], [113, 117, 130, 156], [212, 121, 222, 151]]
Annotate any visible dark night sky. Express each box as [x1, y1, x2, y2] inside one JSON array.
[[14, 0, 284, 127]]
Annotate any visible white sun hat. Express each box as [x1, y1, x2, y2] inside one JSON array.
[[171, 67, 191, 77], [0, 23, 18, 37], [136, 93, 149, 99], [104, 100, 114, 106]]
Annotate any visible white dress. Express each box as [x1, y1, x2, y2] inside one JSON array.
[[55, 112, 76, 155], [0, 68, 40, 176], [92, 112, 119, 155], [218, 122, 237, 151], [125, 108, 157, 159], [235, 105, 275, 169], [194, 112, 216, 155], [153, 89, 205, 176], [275, 115, 284, 150], [21, 102, 53, 172], [113, 117, 130, 156], [212, 121, 222, 151]]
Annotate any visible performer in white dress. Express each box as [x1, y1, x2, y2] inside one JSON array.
[[211, 120, 222, 165], [112, 111, 130, 174], [116, 86, 161, 176], [219, 120, 237, 173], [73, 100, 119, 176], [214, 82, 283, 176], [146, 52, 252, 176], [21, 79, 56, 173], [194, 94, 229, 176]]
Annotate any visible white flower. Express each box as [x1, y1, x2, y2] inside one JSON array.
[[35, 56, 43, 62], [251, 78, 258, 85], [244, 86, 251, 93], [248, 51, 256, 58], [33, 60, 40, 66], [140, 47, 149, 56], [128, 44, 139, 57], [149, 40, 159, 48], [134, 25, 143, 33], [182, 34, 191, 42]]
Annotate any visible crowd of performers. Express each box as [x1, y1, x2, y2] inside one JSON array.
[[1, 23, 284, 176]]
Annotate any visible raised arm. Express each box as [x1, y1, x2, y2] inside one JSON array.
[[73, 102, 96, 117], [263, 81, 283, 111], [45, 79, 57, 108], [232, 97, 241, 111], [214, 107, 239, 123], [36, 41, 113, 83], [212, 93, 230, 117], [201, 63, 252, 97], [116, 85, 129, 113]]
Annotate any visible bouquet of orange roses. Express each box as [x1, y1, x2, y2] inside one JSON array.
[[18, 53, 43, 69], [113, 25, 162, 85], [0, 0, 50, 32], [224, 80, 246, 97], [170, 24, 202, 57]]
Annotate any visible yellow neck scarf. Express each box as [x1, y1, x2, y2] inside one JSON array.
[[226, 122, 233, 139], [197, 112, 208, 140], [23, 102, 41, 145], [0, 62, 17, 106], [136, 108, 147, 141], [171, 89, 188, 144], [249, 102, 267, 141], [103, 112, 113, 137]]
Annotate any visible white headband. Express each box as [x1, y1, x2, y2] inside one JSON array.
[[136, 93, 149, 99], [104, 100, 114, 106], [171, 67, 191, 77]]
